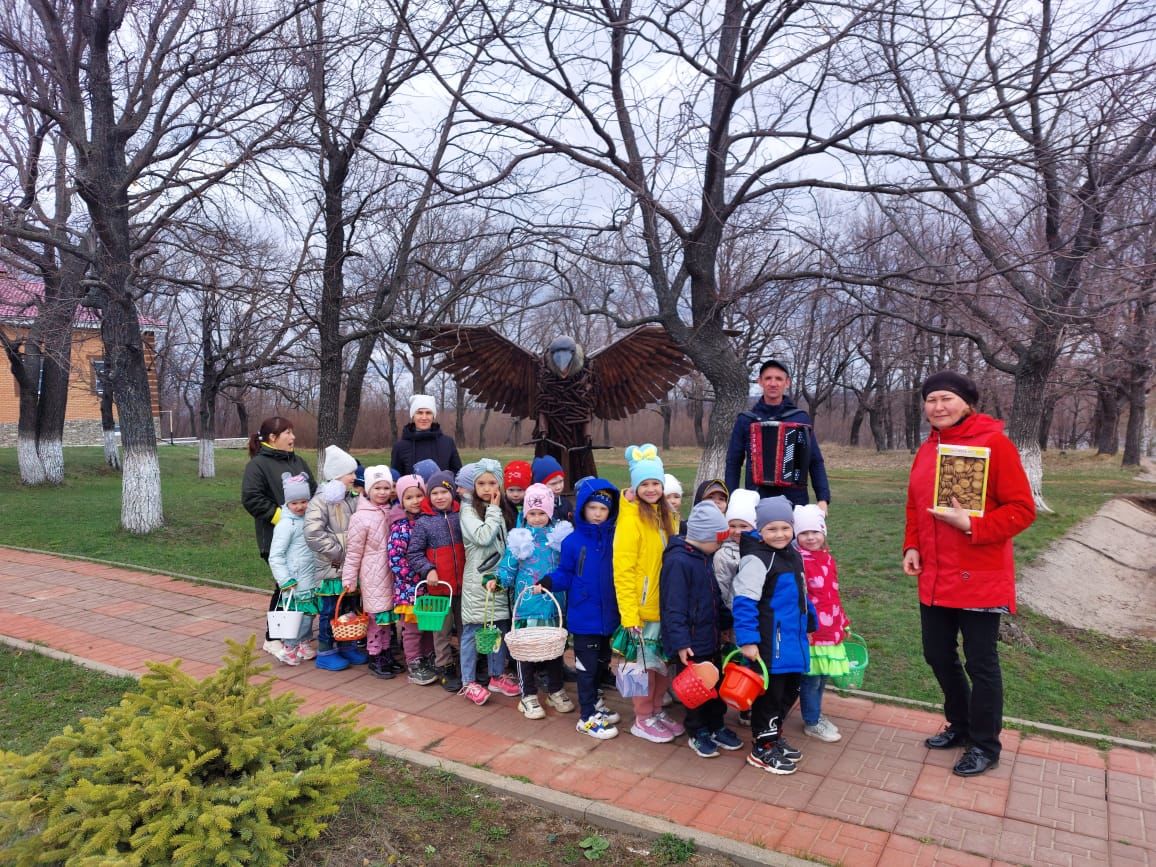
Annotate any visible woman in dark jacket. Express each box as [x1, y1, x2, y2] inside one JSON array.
[[903, 371, 1035, 778], [241, 416, 316, 653], [390, 394, 463, 477]]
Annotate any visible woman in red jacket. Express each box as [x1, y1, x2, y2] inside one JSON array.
[[903, 371, 1035, 777]]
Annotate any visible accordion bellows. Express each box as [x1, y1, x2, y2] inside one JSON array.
[[749, 420, 812, 488]]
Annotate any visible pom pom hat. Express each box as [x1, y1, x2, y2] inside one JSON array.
[[322, 445, 357, 481], [755, 495, 794, 530], [625, 443, 664, 489], [409, 394, 437, 419], [793, 504, 827, 536], [364, 465, 393, 493], [523, 483, 555, 517], [281, 472, 311, 504]]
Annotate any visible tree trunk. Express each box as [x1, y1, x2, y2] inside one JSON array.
[[1006, 346, 1056, 513], [100, 384, 121, 470], [849, 403, 865, 447], [235, 400, 249, 438], [1093, 383, 1120, 455], [455, 383, 467, 442], [684, 321, 750, 488], [659, 400, 672, 451], [867, 405, 886, 453], [1037, 398, 1055, 452], [691, 394, 705, 448], [9, 345, 47, 485], [198, 382, 217, 479], [1122, 378, 1147, 467], [478, 407, 490, 449]]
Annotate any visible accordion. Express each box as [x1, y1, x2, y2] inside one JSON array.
[[748, 420, 812, 489]]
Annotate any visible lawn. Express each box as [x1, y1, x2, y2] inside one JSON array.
[[0, 443, 1153, 740]]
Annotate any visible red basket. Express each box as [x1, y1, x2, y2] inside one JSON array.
[[330, 589, 370, 641], [671, 663, 719, 710]]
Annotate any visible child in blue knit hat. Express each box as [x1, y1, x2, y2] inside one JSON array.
[[532, 455, 572, 522]]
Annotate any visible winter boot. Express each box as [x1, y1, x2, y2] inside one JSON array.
[[438, 663, 462, 692], [338, 642, 368, 665], [368, 653, 395, 679], [315, 648, 350, 672]]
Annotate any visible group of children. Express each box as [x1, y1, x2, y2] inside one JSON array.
[[266, 442, 851, 775]]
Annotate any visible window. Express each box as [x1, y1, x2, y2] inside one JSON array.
[[92, 359, 106, 395]]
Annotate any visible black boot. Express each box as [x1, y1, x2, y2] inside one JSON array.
[[438, 663, 462, 692], [368, 653, 395, 679]]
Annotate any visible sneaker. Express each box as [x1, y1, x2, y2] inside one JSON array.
[[262, 639, 286, 659], [459, 681, 490, 706], [407, 660, 437, 686], [519, 696, 546, 720], [737, 710, 751, 727], [689, 730, 720, 758], [803, 717, 842, 743], [314, 649, 350, 671], [594, 698, 621, 725], [487, 674, 521, 697], [777, 737, 802, 762], [630, 715, 675, 744], [711, 727, 744, 751], [576, 714, 619, 740], [747, 742, 798, 775], [294, 642, 317, 661], [654, 710, 685, 737], [438, 664, 462, 693], [270, 643, 300, 666], [338, 644, 369, 665], [546, 689, 575, 713]]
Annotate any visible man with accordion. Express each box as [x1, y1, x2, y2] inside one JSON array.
[[724, 360, 831, 513]]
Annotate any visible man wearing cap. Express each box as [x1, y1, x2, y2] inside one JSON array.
[[725, 360, 830, 512], [390, 394, 463, 477]]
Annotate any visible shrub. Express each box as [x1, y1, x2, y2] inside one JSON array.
[[0, 638, 369, 865]]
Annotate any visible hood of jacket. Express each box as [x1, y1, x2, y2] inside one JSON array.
[[573, 478, 619, 540], [420, 497, 460, 517], [402, 421, 446, 443]]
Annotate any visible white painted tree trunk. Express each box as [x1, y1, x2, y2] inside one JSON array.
[[198, 437, 216, 478], [1017, 440, 1053, 514], [121, 447, 163, 533], [38, 438, 64, 485], [104, 430, 122, 470], [17, 436, 47, 486]]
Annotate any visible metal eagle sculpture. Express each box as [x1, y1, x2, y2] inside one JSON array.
[[428, 326, 692, 482]]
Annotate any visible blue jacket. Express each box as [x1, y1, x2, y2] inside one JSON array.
[[724, 396, 831, 507], [545, 479, 620, 636], [499, 516, 564, 622], [731, 536, 816, 674], [660, 537, 732, 660]]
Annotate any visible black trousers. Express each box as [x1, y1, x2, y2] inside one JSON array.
[[673, 654, 728, 736], [572, 634, 611, 719], [920, 603, 1003, 759], [750, 672, 801, 745], [518, 655, 563, 698]]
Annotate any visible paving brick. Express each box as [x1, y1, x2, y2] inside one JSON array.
[[1110, 839, 1156, 865], [778, 811, 889, 867], [690, 796, 799, 849], [1007, 754, 1108, 838], [998, 817, 1110, 866], [822, 692, 876, 721], [828, 742, 924, 795], [486, 741, 577, 786], [847, 721, 931, 763], [650, 743, 745, 791], [911, 761, 1010, 816], [806, 776, 908, 832], [1109, 749, 1156, 777], [1110, 771, 1156, 809], [552, 762, 642, 801], [880, 833, 994, 866], [427, 726, 517, 766], [894, 797, 1004, 859], [379, 713, 459, 751], [1110, 800, 1156, 851], [1017, 736, 1106, 770], [726, 765, 825, 810], [613, 776, 714, 826]]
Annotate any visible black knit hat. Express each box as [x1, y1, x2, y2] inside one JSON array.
[[920, 371, 979, 406]]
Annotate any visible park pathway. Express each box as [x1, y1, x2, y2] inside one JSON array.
[[1, 547, 1152, 866]]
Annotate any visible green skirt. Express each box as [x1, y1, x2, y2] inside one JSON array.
[[316, 576, 343, 597], [610, 622, 666, 671], [373, 610, 399, 626], [808, 643, 851, 677], [283, 593, 321, 615]]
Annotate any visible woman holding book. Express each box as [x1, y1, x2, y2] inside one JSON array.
[[903, 371, 1035, 778]]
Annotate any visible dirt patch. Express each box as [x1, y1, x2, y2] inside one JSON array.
[[1019, 497, 1156, 641], [296, 755, 737, 866]]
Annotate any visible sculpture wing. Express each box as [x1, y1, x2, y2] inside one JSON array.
[[589, 326, 693, 420], [428, 325, 537, 418]]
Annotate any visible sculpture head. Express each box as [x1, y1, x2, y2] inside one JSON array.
[[545, 335, 584, 378]]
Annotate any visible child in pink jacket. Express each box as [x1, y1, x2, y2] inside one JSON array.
[[342, 465, 401, 679]]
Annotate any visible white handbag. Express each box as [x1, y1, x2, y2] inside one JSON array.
[[266, 588, 305, 639]]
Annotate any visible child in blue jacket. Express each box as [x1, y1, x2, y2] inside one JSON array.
[[660, 502, 744, 759], [732, 496, 817, 776], [541, 478, 621, 740]]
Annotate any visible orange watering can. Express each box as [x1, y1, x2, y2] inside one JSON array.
[[718, 648, 769, 711]]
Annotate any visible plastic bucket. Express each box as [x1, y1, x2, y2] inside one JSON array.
[[413, 581, 452, 632], [671, 662, 719, 709], [830, 633, 869, 689], [718, 649, 769, 711], [476, 626, 502, 654]]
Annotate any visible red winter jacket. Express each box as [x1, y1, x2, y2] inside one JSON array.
[[903, 412, 1035, 612], [799, 548, 850, 646], [405, 499, 465, 595]]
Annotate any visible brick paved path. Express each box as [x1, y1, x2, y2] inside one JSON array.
[[2, 548, 1152, 866]]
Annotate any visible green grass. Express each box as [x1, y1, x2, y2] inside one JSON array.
[[0, 444, 1153, 740], [0, 648, 135, 753]]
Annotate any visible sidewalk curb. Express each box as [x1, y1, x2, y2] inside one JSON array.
[[365, 735, 815, 867], [2, 634, 806, 866]]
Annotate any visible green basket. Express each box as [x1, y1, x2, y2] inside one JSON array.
[[830, 632, 869, 690], [413, 580, 453, 631], [475, 584, 503, 654]]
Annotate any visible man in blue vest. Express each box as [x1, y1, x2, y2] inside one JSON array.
[[724, 360, 830, 512]]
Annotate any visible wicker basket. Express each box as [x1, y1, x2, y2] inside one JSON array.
[[505, 585, 568, 663], [330, 589, 370, 642]]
